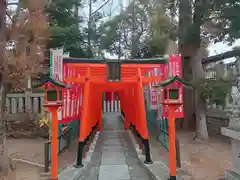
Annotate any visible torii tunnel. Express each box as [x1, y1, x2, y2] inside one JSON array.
[[63, 57, 168, 168]]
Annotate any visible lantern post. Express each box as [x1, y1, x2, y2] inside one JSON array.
[[154, 75, 191, 180], [166, 87, 181, 180], [34, 77, 70, 180]]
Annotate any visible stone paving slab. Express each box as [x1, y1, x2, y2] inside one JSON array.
[[102, 146, 124, 152], [103, 142, 122, 147], [99, 165, 131, 180], [101, 154, 126, 165], [102, 151, 125, 157], [104, 141, 122, 146]]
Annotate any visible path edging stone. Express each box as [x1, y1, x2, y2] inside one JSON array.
[[127, 130, 161, 180], [58, 131, 100, 180], [128, 129, 184, 180]]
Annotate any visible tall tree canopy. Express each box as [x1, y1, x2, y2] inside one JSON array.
[[169, 0, 240, 139], [45, 0, 89, 57], [98, 0, 177, 58], [98, 0, 240, 140]]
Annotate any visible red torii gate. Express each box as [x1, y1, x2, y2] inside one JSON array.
[[38, 56, 186, 180], [63, 58, 167, 166]]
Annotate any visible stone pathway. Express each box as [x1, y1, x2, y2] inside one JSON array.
[[75, 113, 155, 180]]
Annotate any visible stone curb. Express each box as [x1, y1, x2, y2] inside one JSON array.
[[120, 114, 161, 179], [127, 130, 161, 180], [58, 131, 100, 180], [128, 130, 184, 180]]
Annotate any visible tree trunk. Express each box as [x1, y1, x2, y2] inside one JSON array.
[[179, 0, 209, 138], [195, 97, 208, 140], [191, 48, 209, 140], [182, 57, 195, 129], [0, 0, 8, 174], [0, 82, 8, 174], [191, 0, 209, 140], [179, 0, 195, 129]]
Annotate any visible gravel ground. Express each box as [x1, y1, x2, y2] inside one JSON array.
[[177, 131, 232, 180], [2, 137, 78, 180], [149, 130, 232, 180]]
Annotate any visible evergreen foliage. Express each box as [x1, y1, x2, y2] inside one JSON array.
[[45, 0, 89, 57], [98, 0, 177, 58], [193, 77, 232, 106]]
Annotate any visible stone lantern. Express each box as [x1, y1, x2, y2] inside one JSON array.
[[221, 76, 240, 180]]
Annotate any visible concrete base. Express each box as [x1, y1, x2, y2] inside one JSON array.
[[225, 170, 240, 180], [221, 127, 240, 180]]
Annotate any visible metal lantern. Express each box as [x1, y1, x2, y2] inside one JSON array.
[[44, 84, 63, 107], [154, 75, 190, 105], [34, 77, 70, 107]]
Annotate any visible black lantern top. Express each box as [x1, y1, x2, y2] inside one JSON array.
[[34, 77, 71, 89], [153, 75, 191, 104], [153, 75, 191, 88]]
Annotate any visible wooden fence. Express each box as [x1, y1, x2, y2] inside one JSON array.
[[6, 93, 122, 115], [6, 93, 44, 114], [103, 100, 121, 113]]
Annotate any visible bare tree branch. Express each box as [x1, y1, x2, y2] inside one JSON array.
[[92, 0, 111, 15], [7, 3, 19, 6], [202, 49, 240, 65]]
